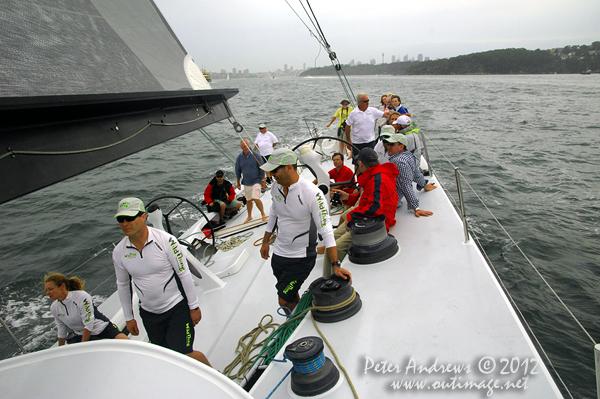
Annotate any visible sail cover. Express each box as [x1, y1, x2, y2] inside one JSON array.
[[0, 0, 237, 204]]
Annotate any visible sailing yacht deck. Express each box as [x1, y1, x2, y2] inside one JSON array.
[[184, 164, 563, 397]]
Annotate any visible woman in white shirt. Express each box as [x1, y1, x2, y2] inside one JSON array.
[[45, 273, 129, 345]]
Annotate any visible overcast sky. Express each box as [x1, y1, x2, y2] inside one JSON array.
[[154, 0, 600, 73]]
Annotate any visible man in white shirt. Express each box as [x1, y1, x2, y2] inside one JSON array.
[[259, 148, 352, 313], [345, 93, 390, 159], [112, 197, 210, 366], [254, 123, 278, 161]]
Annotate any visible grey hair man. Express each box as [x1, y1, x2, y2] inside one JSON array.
[[345, 93, 389, 160], [235, 139, 267, 223]]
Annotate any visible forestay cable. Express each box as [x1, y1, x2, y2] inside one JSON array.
[[284, 0, 356, 107]]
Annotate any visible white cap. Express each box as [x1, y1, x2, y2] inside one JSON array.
[[392, 115, 412, 126]]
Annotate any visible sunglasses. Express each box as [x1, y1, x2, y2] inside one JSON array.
[[117, 212, 143, 223], [272, 165, 286, 173], [216, 175, 224, 178], [362, 99, 369, 103]]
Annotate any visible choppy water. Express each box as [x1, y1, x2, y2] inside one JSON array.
[[1, 74, 599, 398]]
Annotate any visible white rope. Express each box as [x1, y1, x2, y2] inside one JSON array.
[[217, 233, 253, 252]]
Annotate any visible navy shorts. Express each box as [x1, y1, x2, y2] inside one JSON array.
[[66, 322, 123, 344], [271, 254, 316, 303], [139, 299, 194, 355]]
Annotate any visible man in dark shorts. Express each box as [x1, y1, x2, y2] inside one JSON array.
[[112, 197, 211, 366], [259, 148, 352, 313]]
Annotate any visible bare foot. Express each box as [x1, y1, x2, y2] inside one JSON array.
[[261, 214, 268, 221], [316, 246, 325, 255], [244, 216, 253, 223]]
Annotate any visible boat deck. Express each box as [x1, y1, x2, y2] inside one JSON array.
[[95, 159, 563, 398], [191, 164, 563, 397]]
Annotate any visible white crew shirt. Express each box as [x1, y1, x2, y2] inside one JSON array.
[[265, 177, 336, 258], [346, 107, 384, 144], [50, 290, 108, 339], [113, 227, 199, 320], [255, 131, 278, 157]]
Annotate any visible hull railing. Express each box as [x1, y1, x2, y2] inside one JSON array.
[[422, 131, 597, 399]]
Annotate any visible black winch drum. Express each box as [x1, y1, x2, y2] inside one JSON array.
[[347, 217, 399, 264], [285, 336, 340, 396], [309, 275, 362, 323]]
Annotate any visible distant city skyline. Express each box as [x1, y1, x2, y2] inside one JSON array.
[[155, 0, 600, 73]]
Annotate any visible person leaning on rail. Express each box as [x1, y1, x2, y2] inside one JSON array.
[[45, 273, 129, 346]]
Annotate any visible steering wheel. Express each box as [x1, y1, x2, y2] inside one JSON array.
[[292, 136, 360, 190], [146, 196, 216, 250]]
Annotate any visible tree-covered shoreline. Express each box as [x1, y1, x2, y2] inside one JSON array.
[[300, 42, 600, 76]]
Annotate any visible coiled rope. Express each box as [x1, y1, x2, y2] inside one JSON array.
[[224, 290, 359, 398]]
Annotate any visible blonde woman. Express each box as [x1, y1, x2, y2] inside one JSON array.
[[45, 273, 128, 345]]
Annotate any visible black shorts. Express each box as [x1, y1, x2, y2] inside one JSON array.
[[352, 140, 376, 165], [66, 322, 123, 344], [139, 299, 194, 355], [271, 254, 316, 303]]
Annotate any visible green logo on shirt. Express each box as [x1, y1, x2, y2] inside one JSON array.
[[315, 192, 327, 227], [275, 195, 283, 202], [124, 253, 137, 259], [83, 298, 92, 323], [169, 237, 186, 272]]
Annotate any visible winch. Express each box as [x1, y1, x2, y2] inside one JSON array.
[[347, 216, 399, 264], [284, 336, 340, 396], [309, 275, 361, 323]]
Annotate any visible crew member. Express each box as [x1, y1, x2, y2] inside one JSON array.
[[345, 93, 390, 160], [326, 99, 354, 154], [328, 152, 356, 194], [386, 134, 436, 217], [259, 148, 351, 314], [235, 139, 267, 223], [204, 170, 242, 224], [324, 148, 399, 272], [112, 197, 211, 366], [45, 273, 128, 346]]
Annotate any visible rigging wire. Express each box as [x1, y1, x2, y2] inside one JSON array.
[[422, 132, 591, 398], [284, 0, 356, 107]]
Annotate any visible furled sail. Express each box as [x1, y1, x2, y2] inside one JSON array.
[[0, 0, 237, 204]]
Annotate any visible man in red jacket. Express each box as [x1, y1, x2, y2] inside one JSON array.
[[323, 148, 398, 274], [204, 170, 242, 224]]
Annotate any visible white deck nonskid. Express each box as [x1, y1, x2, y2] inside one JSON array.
[[188, 165, 563, 397]]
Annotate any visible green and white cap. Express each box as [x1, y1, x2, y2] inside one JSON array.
[[114, 197, 146, 218], [380, 125, 395, 138], [260, 148, 298, 171], [384, 134, 409, 147]]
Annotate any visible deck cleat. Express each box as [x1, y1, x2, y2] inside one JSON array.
[[347, 216, 399, 264], [285, 336, 340, 396], [309, 275, 362, 323]]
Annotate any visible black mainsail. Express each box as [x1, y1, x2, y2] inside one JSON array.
[[0, 0, 237, 204]]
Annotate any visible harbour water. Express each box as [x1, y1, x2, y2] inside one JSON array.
[[1, 74, 599, 398]]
